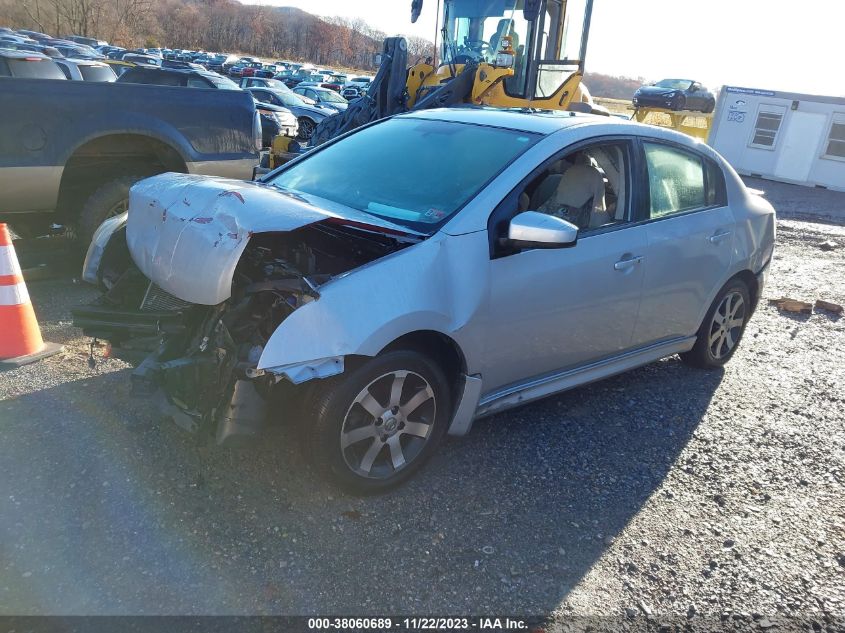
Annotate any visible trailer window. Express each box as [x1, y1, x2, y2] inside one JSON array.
[[749, 106, 785, 149], [823, 114, 845, 160]]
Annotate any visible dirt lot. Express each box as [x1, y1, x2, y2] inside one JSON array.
[[1, 178, 843, 628]]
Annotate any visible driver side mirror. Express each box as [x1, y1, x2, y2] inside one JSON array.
[[507, 211, 578, 249]]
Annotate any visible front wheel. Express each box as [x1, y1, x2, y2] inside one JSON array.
[[305, 351, 452, 493], [671, 94, 686, 111], [681, 278, 751, 368], [78, 174, 147, 244], [703, 98, 716, 113]]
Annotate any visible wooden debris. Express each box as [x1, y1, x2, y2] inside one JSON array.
[[815, 299, 843, 314], [768, 297, 813, 314]]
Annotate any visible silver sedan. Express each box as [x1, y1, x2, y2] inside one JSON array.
[[79, 107, 776, 493]]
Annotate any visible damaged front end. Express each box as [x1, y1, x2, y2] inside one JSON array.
[[73, 175, 421, 445]]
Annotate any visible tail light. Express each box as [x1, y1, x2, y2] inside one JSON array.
[[252, 110, 262, 151]]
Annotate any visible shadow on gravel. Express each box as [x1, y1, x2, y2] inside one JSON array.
[[1, 356, 723, 614]]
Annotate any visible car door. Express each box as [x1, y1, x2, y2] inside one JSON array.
[[481, 138, 649, 392], [631, 140, 734, 347]]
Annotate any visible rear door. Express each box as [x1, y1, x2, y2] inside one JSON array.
[[631, 141, 734, 347]]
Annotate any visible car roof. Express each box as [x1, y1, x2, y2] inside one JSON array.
[[128, 66, 215, 77], [403, 106, 620, 135], [60, 57, 108, 66], [0, 48, 52, 60]]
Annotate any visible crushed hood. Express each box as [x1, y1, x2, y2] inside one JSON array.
[[126, 172, 418, 306]]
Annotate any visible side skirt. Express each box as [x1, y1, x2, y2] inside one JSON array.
[[471, 336, 697, 422]]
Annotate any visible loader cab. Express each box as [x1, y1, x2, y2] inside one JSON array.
[[441, 0, 593, 100]]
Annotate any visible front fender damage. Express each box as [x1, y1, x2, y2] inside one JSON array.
[[76, 198, 423, 445]]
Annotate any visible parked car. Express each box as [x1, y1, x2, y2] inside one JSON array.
[[118, 65, 240, 89], [64, 35, 107, 48], [117, 67, 297, 146], [341, 76, 372, 99], [161, 59, 205, 71], [275, 70, 302, 88], [121, 53, 160, 66], [293, 85, 348, 112], [73, 109, 775, 492], [54, 58, 116, 82], [246, 87, 332, 140], [50, 40, 104, 59], [0, 49, 66, 79], [3, 42, 62, 58], [103, 59, 138, 77], [240, 77, 292, 91], [322, 74, 348, 91], [254, 63, 281, 78], [0, 72, 259, 240], [15, 29, 51, 41], [633, 79, 716, 113], [209, 54, 238, 74], [252, 99, 298, 146], [241, 61, 264, 78]]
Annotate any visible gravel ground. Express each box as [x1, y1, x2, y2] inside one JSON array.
[[0, 178, 843, 628]]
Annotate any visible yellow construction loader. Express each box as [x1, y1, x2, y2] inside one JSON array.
[[268, 0, 601, 168]]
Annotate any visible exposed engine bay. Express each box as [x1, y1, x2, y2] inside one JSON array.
[[73, 220, 420, 444]]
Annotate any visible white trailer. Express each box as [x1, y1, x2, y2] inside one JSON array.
[[709, 86, 845, 192]]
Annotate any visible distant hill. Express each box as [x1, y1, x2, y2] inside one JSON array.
[[0, 0, 426, 71], [584, 72, 648, 100]]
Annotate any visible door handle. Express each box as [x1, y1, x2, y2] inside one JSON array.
[[709, 230, 732, 244], [614, 255, 643, 271]]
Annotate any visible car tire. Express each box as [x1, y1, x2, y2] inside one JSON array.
[[704, 98, 716, 113], [672, 94, 686, 111], [297, 117, 317, 142], [305, 350, 452, 494], [78, 174, 147, 244], [681, 278, 751, 369]]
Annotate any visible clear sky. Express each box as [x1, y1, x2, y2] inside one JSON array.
[[246, 1, 843, 96]]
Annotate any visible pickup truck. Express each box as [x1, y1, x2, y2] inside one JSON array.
[[0, 76, 260, 239]]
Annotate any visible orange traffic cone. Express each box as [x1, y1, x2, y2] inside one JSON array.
[[0, 224, 62, 367]]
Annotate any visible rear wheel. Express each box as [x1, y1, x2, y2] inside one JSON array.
[[305, 350, 451, 493], [77, 174, 146, 244], [681, 278, 751, 368], [703, 98, 716, 113]]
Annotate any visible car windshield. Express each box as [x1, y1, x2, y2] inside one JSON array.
[[267, 117, 539, 232], [208, 75, 240, 90], [315, 89, 346, 103], [262, 78, 289, 90], [654, 78, 693, 90], [79, 64, 115, 81], [7, 57, 66, 79], [275, 92, 306, 107]]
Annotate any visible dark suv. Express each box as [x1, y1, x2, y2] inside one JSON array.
[[117, 66, 235, 89]]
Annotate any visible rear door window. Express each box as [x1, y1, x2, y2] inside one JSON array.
[[643, 142, 707, 218]]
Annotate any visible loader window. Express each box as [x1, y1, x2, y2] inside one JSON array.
[[267, 117, 540, 233]]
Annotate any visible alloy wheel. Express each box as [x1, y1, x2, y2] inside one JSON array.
[[708, 291, 746, 359], [340, 370, 436, 479]]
